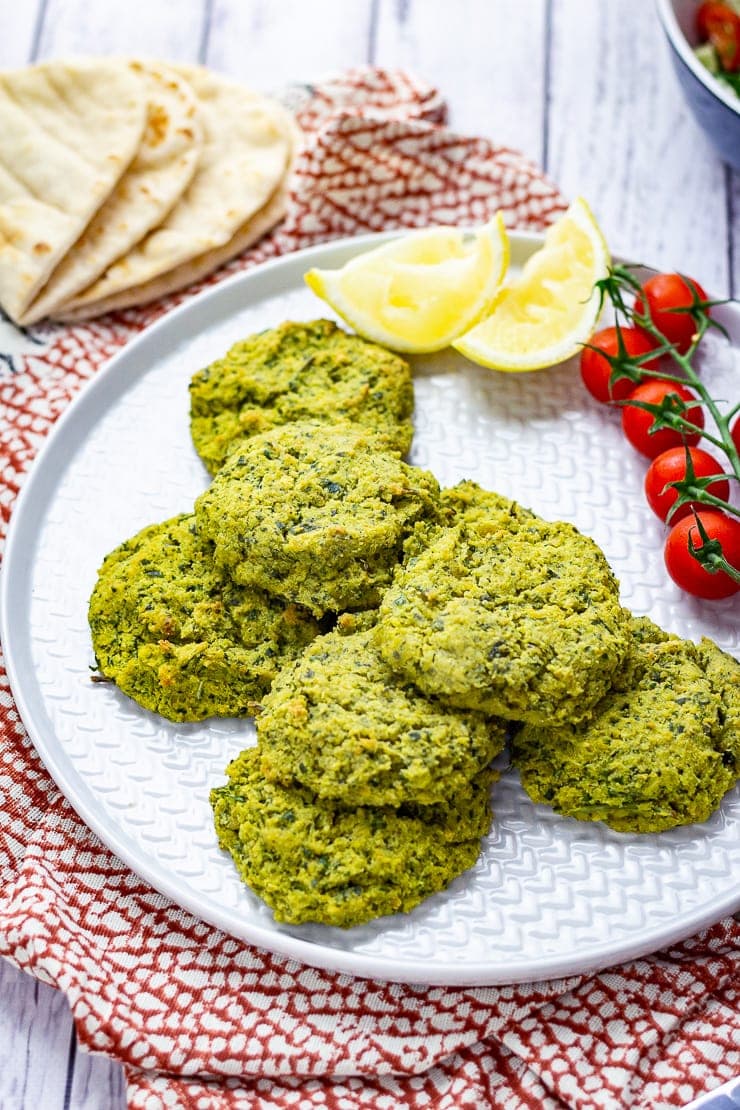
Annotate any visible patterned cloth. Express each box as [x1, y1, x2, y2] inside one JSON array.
[[0, 67, 737, 1110]]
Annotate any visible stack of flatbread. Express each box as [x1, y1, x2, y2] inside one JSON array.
[[0, 58, 298, 326]]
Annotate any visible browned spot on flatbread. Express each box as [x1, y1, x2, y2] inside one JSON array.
[[145, 103, 171, 147], [33, 242, 51, 255], [0, 226, 23, 248]]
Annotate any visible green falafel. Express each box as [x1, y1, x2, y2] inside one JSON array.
[[88, 513, 319, 722], [256, 626, 506, 807], [194, 421, 442, 616], [211, 746, 495, 927], [376, 515, 632, 725], [403, 479, 537, 559], [189, 319, 414, 474], [511, 635, 740, 833], [441, 479, 536, 529]]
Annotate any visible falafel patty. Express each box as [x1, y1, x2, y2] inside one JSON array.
[[375, 515, 631, 725], [88, 514, 319, 722], [511, 635, 740, 833], [189, 319, 415, 474], [403, 479, 537, 560], [194, 421, 442, 617], [441, 479, 536, 529], [256, 626, 506, 807], [211, 746, 495, 927]]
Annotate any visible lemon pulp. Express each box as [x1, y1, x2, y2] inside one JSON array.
[[304, 214, 510, 353], [453, 197, 610, 372]]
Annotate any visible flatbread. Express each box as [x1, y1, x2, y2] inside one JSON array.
[[58, 107, 300, 321], [20, 61, 203, 325], [0, 59, 147, 323], [57, 176, 291, 320], [59, 65, 295, 316]]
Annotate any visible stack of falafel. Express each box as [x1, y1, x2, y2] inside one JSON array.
[[89, 319, 740, 929]]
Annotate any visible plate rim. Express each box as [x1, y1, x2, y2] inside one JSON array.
[[2, 230, 739, 987]]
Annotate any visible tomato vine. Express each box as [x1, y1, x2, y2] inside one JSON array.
[[591, 264, 740, 586]]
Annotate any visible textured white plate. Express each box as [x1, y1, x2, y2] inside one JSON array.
[[3, 232, 739, 986]]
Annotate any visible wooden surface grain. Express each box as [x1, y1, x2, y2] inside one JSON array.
[[1, 1, 737, 1107]]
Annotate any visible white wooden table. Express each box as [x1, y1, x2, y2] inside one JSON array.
[[1, 1, 737, 1107]]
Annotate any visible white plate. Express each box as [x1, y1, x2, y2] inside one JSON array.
[[2, 232, 739, 986]]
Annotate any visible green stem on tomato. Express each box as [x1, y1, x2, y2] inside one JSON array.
[[665, 446, 740, 524], [688, 512, 740, 584], [670, 488, 740, 521]]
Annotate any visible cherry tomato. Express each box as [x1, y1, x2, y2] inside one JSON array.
[[633, 273, 709, 355], [696, 1, 740, 69], [621, 380, 705, 459], [580, 326, 661, 403], [664, 510, 740, 599], [644, 446, 730, 522], [732, 417, 740, 457]]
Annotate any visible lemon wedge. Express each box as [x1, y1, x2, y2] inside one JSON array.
[[452, 197, 610, 372], [304, 214, 509, 353]]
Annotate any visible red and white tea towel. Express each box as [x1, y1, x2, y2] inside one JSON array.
[[0, 67, 737, 1110]]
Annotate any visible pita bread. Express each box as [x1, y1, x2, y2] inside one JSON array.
[[20, 61, 203, 326], [57, 177, 291, 321], [0, 59, 147, 323], [60, 65, 295, 315]]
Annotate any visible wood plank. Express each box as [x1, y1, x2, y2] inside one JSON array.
[[0, 958, 126, 1110], [547, 0, 730, 296], [0, 0, 45, 65], [205, 0, 374, 88], [66, 1028, 127, 1110], [0, 959, 74, 1110], [34, 0, 207, 61], [374, 0, 547, 164]]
